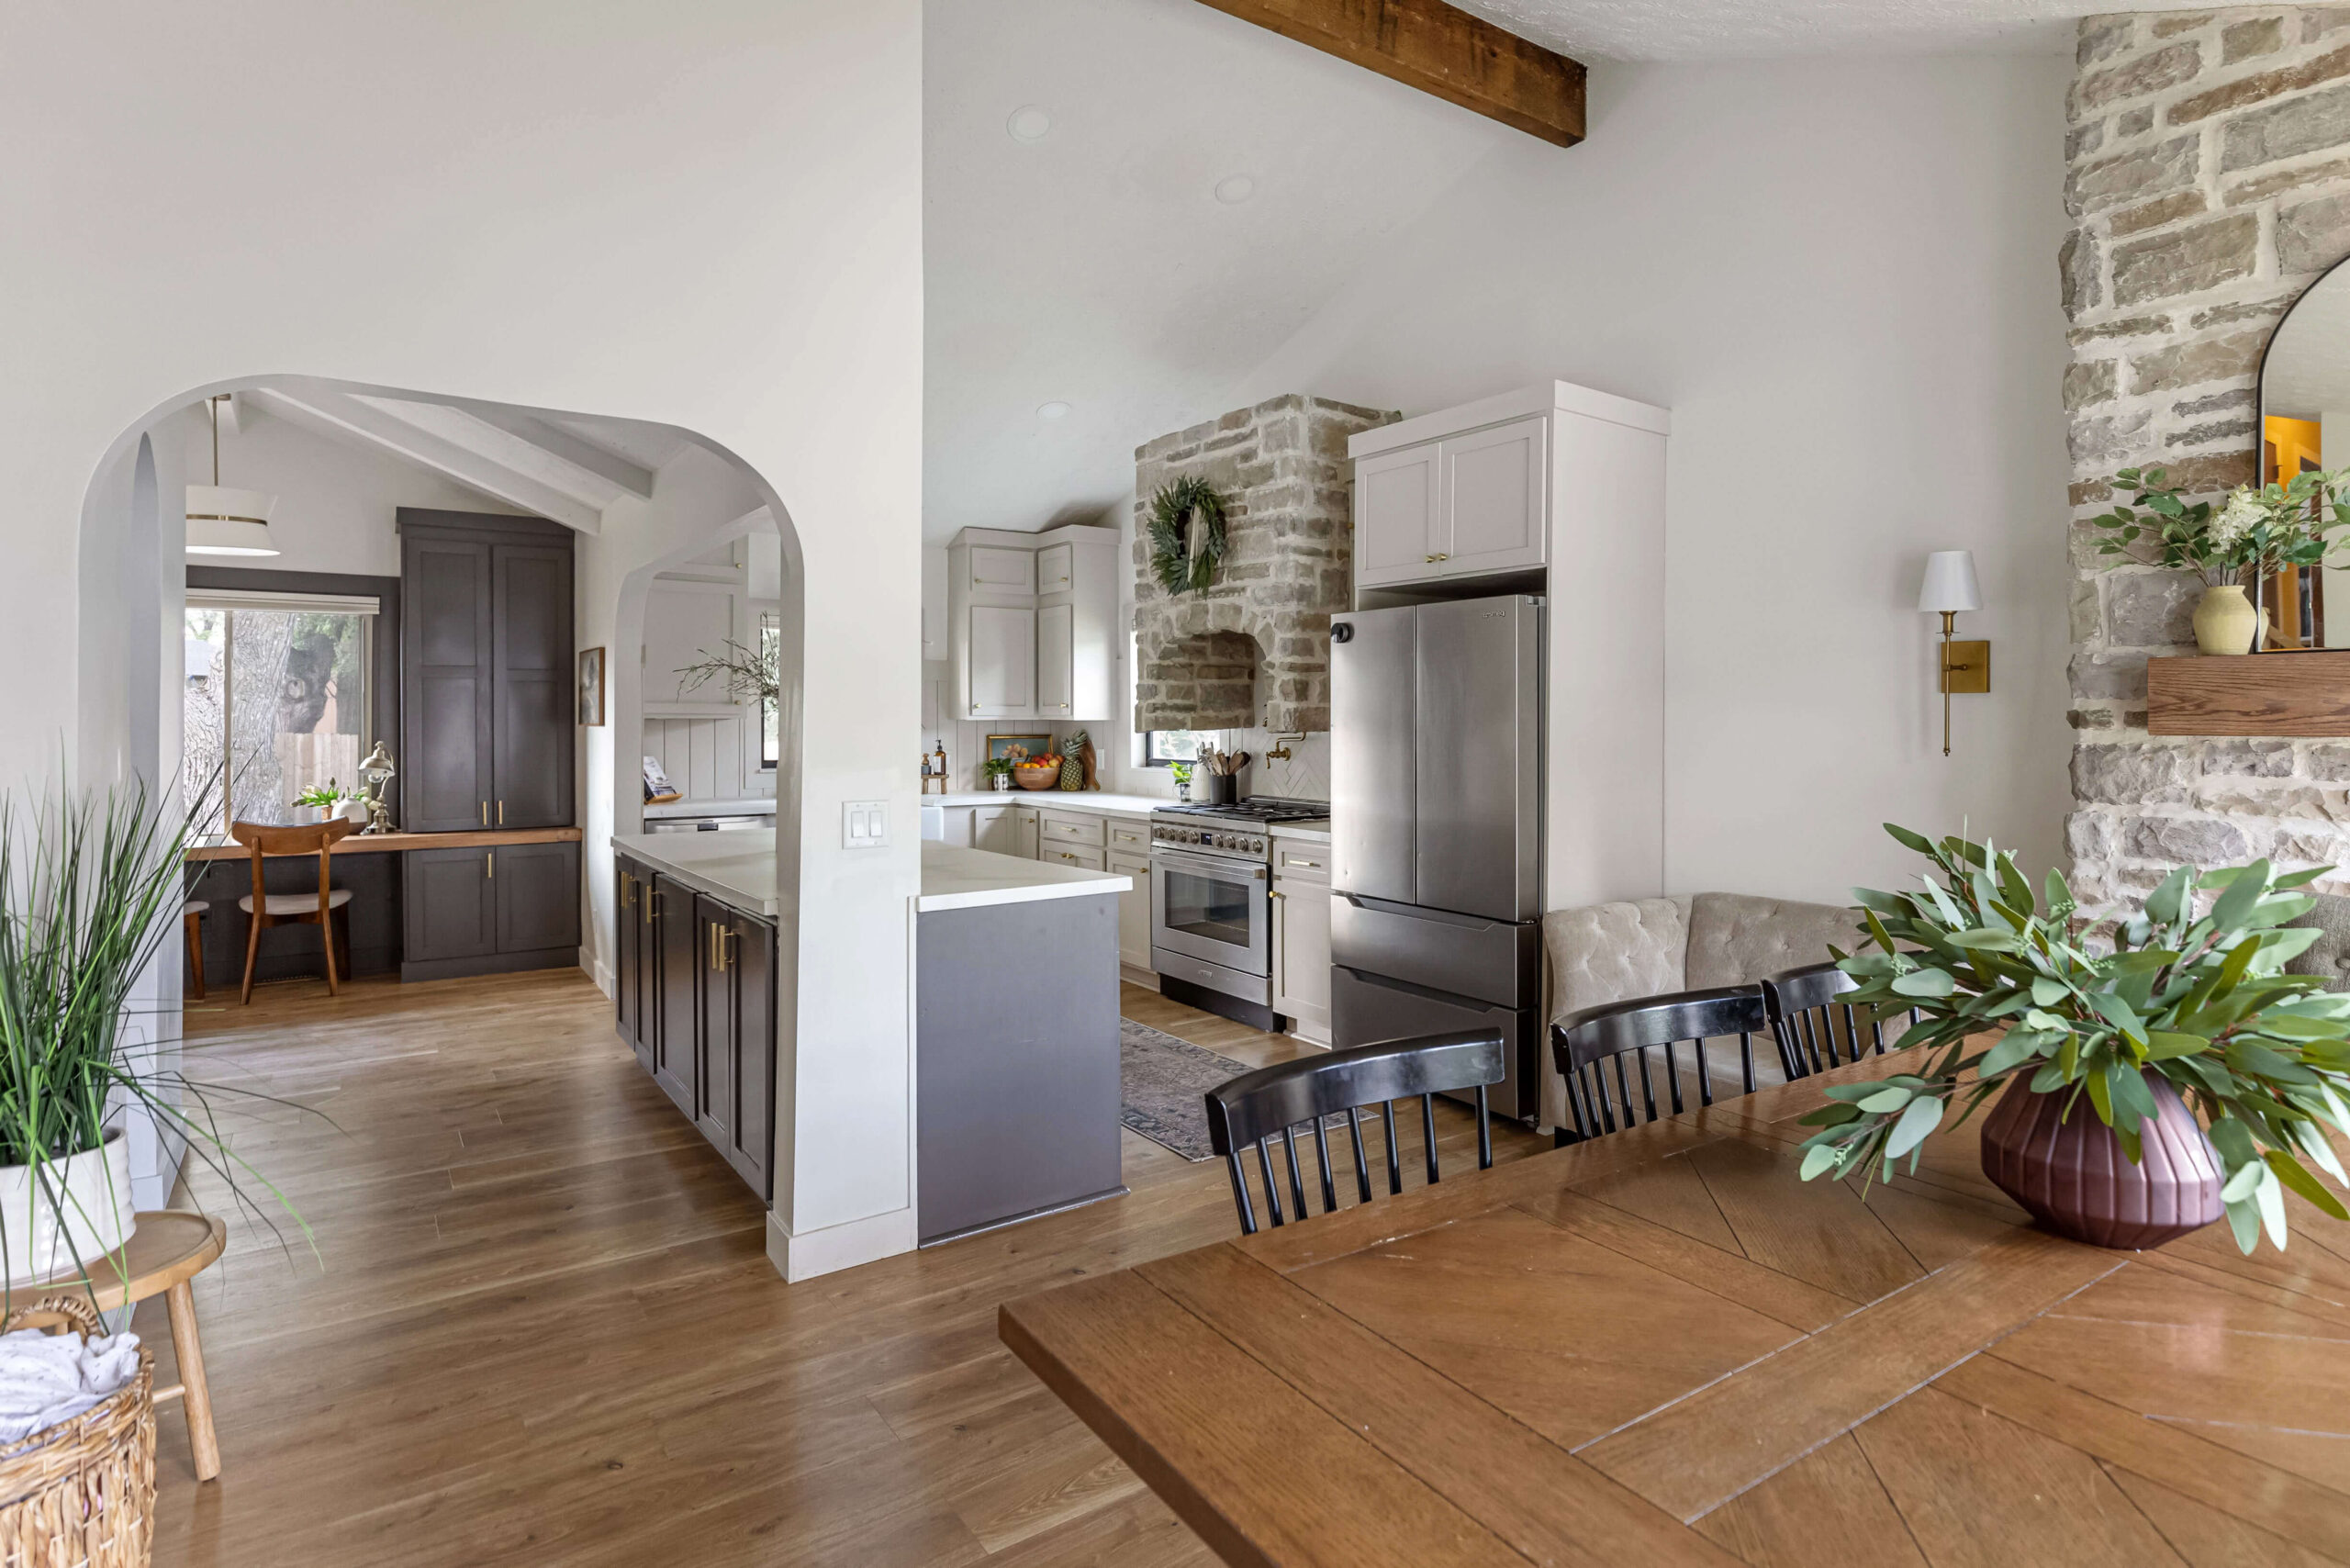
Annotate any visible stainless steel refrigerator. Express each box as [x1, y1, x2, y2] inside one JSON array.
[[1328, 594, 1544, 1121]]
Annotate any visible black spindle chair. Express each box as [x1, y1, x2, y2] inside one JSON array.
[[1204, 1031, 1505, 1236], [1761, 961, 1915, 1080], [1550, 985, 1768, 1147]]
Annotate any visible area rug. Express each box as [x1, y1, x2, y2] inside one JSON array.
[[1119, 1018, 1255, 1161]]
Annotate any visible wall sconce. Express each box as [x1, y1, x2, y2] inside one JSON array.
[[1917, 550, 1988, 757]]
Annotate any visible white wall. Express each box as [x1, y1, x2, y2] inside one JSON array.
[[182, 409, 526, 577], [16, 1, 923, 1281], [1238, 53, 2074, 902]]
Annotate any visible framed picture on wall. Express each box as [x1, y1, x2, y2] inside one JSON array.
[[985, 733, 1051, 763], [577, 646, 606, 726]]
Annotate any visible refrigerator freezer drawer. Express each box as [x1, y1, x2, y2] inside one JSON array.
[[1332, 966, 1542, 1125], [1329, 893, 1539, 1009]]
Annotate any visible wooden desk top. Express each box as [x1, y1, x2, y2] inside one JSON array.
[[1000, 1049, 2350, 1567], [185, 825, 582, 862]]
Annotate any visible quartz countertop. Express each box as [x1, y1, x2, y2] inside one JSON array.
[[610, 828, 782, 916], [643, 798, 776, 821], [931, 790, 1164, 815], [917, 841, 1130, 913]]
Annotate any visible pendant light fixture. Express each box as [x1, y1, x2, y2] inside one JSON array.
[[185, 394, 279, 556]]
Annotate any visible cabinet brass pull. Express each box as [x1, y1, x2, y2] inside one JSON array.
[[498, 801, 505, 826], [1425, 554, 1437, 563], [487, 851, 494, 880], [622, 874, 635, 909], [480, 801, 489, 826], [1269, 890, 1284, 900]]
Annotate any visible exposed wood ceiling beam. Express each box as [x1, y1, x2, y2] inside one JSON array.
[[1192, 0, 1584, 147], [248, 385, 605, 533]]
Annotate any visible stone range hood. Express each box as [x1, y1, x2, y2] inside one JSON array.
[[1132, 395, 1396, 734]]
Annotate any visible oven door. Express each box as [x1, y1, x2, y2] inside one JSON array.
[[1150, 846, 1270, 974]]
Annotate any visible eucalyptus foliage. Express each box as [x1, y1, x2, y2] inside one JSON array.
[[1799, 824, 2350, 1254], [2087, 464, 2350, 588], [0, 773, 311, 1296]]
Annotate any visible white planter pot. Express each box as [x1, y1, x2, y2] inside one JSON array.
[[341, 800, 369, 824], [0, 1130, 135, 1286]]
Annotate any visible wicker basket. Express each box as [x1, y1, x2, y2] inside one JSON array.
[[0, 1297, 153, 1568]]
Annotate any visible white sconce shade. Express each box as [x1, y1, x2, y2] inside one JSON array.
[[1917, 550, 1982, 614]]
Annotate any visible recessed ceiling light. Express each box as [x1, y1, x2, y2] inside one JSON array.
[[1214, 174, 1257, 205], [1037, 401, 1071, 421], [1007, 106, 1053, 143]]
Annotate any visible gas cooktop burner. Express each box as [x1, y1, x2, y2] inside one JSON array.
[[1153, 797, 1330, 824]]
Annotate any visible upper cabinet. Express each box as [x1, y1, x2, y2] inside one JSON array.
[[948, 524, 1117, 722], [398, 510, 576, 832], [1349, 383, 1669, 593]]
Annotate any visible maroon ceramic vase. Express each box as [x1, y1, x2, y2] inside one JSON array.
[[1977, 1070, 2225, 1249]]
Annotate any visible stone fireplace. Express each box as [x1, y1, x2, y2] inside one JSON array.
[[2065, 8, 2350, 903], [1132, 395, 1397, 734]]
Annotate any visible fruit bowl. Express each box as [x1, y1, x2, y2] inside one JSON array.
[[1012, 760, 1061, 791]]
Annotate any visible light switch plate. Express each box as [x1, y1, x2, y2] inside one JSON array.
[[844, 801, 889, 849]]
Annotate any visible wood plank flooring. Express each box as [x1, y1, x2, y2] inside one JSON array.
[[151, 969, 1545, 1565]]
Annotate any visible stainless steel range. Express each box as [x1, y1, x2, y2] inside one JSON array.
[[1149, 797, 1329, 1027]]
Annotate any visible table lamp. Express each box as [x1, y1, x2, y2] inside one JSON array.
[[1918, 551, 1987, 758], [357, 742, 397, 834]]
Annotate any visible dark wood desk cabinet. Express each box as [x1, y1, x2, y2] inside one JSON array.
[[614, 856, 776, 1200], [399, 841, 580, 982], [398, 510, 574, 834]]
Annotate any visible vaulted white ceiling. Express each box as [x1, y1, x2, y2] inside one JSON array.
[[922, 0, 2222, 544]]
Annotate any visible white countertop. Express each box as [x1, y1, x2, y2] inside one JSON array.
[[931, 790, 1164, 816], [610, 828, 783, 916], [643, 798, 776, 821], [917, 841, 1131, 913]]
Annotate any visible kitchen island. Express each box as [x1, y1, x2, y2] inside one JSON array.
[[607, 831, 1132, 1245]]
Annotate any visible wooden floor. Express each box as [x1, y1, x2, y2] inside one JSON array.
[[152, 969, 1546, 1566]]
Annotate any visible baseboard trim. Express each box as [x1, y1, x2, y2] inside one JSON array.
[[587, 950, 612, 997], [1119, 963, 1161, 991], [399, 946, 579, 984], [767, 1206, 918, 1283]]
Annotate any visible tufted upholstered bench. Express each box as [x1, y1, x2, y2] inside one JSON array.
[[1537, 893, 1866, 1132]]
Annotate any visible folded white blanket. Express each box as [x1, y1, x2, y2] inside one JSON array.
[[0, 1323, 140, 1446]]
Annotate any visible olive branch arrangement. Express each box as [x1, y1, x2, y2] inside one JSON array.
[[1797, 824, 2350, 1254]]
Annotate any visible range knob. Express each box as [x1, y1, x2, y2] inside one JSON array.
[[1249, 837, 1265, 854]]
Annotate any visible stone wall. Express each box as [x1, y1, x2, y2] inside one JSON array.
[[1132, 395, 1395, 734], [2065, 8, 2350, 902]]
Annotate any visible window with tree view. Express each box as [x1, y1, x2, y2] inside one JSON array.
[[760, 611, 779, 768], [184, 593, 375, 833]]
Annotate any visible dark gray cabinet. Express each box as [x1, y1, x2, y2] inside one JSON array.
[[399, 510, 574, 834], [652, 873, 699, 1116], [399, 842, 581, 982], [613, 871, 774, 1200]]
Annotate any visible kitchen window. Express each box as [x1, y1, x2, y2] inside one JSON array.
[[758, 610, 780, 769], [1144, 729, 1209, 767], [185, 589, 377, 832]]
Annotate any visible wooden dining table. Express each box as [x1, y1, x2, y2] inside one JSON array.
[[1000, 1047, 2350, 1566]]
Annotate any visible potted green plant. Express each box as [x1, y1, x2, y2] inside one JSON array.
[[289, 780, 363, 825], [2087, 465, 2350, 654], [1169, 761, 1192, 803], [981, 757, 1013, 793], [0, 775, 308, 1291], [1799, 825, 2350, 1253]]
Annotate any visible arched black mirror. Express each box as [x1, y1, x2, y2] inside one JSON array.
[[2259, 257, 2350, 646]]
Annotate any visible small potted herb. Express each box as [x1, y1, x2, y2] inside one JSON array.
[[288, 781, 362, 825], [1169, 761, 1192, 803], [1800, 825, 2350, 1253], [981, 757, 1013, 793]]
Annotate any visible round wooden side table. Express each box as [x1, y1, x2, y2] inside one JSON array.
[[22, 1211, 228, 1480]]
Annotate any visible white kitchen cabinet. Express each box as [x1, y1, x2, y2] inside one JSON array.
[[1353, 444, 1439, 589], [1271, 845, 1331, 1044], [948, 524, 1118, 721], [1349, 384, 1667, 593], [1109, 849, 1152, 972], [1042, 844, 1106, 873], [1013, 805, 1041, 859], [1036, 603, 1073, 719], [1439, 415, 1547, 577], [965, 604, 1035, 719], [938, 806, 975, 849]]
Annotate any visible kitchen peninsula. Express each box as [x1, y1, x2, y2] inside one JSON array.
[[609, 829, 1130, 1244]]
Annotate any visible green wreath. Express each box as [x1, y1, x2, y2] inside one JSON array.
[[1148, 476, 1228, 596]]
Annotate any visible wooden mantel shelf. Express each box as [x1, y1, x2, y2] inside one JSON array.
[[185, 826, 582, 862], [2146, 649, 2350, 735]]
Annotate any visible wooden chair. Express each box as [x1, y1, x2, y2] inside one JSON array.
[[1761, 960, 1914, 1080], [182, 900, 207, 1000], [229, 819, 356, 1003], [1204, 1031, 1505, 1236], [1550, 985, 1768, 1147]]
